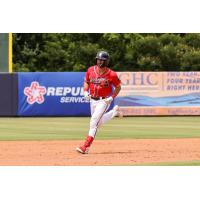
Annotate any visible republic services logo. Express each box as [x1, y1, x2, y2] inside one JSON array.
[[24, 81, 47, 104]]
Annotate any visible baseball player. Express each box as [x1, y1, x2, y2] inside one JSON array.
[[76, 51, 122, 154]]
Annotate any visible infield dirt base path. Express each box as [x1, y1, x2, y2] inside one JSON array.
[[0, 138, 200, 166]]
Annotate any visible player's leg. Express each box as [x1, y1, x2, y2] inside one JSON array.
[[89, 99, 110, 137], [76, 99, 96, 154], [76, 100, 109, 154], [90, 98, 97, 116], [98, 105, 122, 127]]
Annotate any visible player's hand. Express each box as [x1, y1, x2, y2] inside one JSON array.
[[104, 96, 113, 104], [84, 91, 91, 101]]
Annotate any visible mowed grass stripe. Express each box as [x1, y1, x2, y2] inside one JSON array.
[[0, 117, 200, 140], [130, 160, 200, 166]]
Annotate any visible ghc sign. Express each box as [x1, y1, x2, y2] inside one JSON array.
[[118, 72, 159, 86]]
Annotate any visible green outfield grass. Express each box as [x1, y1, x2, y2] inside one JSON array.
[[0, 117, 200, 140], [132, 160, 200, 166]]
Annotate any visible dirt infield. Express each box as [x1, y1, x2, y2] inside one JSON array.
[[0, 138, 200, 165]]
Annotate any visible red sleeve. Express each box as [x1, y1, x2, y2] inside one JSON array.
[[111, 72, 121, 87]]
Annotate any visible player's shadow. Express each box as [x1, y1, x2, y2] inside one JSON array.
[[93, 151, 134, 155]]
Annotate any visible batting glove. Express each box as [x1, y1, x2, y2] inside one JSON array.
[[84, 91, 91, 101], [104, 96, 113, 104]]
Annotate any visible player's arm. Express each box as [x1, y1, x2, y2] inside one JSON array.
[[84, 80, 89, 92], [83, 71, 90, 99], [105, 72, 121, 103], [111, 84, 121, 99], [105, 84, 121, 103], [111, 72, 121, 99]]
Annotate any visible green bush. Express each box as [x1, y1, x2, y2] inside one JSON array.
[[184, 33, 200, 49], [181, 50, 200, 70], [134, 36, 161, 56], [160, 44, 181, 70], [137, 56, 161, 71], [160, 33, 182, 46], [13, 33, 200, 72]]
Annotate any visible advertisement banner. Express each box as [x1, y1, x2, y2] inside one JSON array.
[[18, 72, 91, 116], [115, 72, 200, 116]]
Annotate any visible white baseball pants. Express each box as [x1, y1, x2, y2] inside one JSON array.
[[88, 99, 116, 138]]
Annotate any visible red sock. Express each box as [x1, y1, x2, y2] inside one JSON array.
[[84, 136, 94, 148]]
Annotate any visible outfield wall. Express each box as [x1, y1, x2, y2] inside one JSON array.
[[0, 73, 18, 116], [18, 72, 92, 116], [0, 72, 200, 116]]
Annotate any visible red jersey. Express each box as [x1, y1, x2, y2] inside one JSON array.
[[85, 65, 121, 98]]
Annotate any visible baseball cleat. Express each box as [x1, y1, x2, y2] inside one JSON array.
[[113, 105, 123, 118], [76, 146, 89, 154], [76, 136, 93, 154]]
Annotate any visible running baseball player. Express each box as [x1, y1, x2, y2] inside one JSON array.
[[76, 51, 122, 154]]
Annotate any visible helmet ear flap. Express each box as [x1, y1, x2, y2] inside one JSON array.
[[104, 59, 109, 67]]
